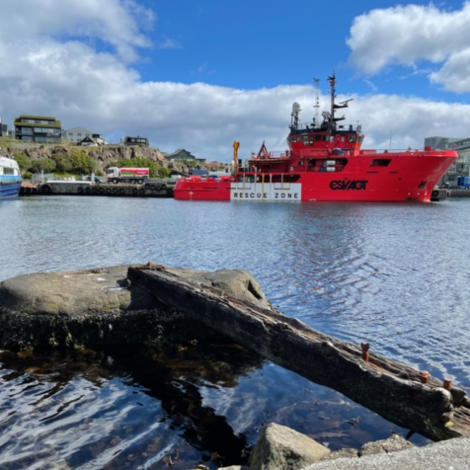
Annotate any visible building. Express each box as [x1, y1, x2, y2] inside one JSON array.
[[123, 136, 149, 147], [63, 127, 93, 143], [77, 134, 108, 146], [14, 115, 62, 143], [0, 117, 7, 137], [425, 136, 470, 185], [168, 148, 206, 164]]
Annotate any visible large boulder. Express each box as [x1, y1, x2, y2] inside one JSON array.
[[0, 264, 273, 350], [0, 265, 137, 316], [248, 423, 330, 470]]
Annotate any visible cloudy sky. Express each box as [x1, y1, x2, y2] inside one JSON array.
[[1, 0, 470, 161]]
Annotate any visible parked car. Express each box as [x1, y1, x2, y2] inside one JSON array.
[[82, 176, 105, 183]]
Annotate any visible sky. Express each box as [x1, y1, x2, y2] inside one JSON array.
[[1, 0, 470, 162]]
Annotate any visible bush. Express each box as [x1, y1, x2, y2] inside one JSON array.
[[13, 153, 31, 172], [51, 152, 73, 173], [23, 171, 33, 180], [31, 158, 56, 173]]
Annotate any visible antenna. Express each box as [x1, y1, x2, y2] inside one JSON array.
[[313, 78, 320, 121]]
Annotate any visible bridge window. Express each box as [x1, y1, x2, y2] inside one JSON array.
[[348, 136, 357, 142]]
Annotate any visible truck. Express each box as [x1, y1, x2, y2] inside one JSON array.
[[107, 167, 149, 184], [457, 176, 470, 189]]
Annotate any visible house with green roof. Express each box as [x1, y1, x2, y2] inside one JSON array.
[[14, 114, 62, 143]]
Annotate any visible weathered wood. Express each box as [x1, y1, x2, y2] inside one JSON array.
[[128, 266, 470, 442]]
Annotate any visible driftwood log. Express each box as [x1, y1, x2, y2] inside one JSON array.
[[128, 265, 470, 442]]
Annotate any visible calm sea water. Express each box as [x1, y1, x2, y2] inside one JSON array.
[[1, 195, 470, 469]]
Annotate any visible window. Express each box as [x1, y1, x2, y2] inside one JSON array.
[[370, 159, 391, 167], [315, 134, 322, 141], [348, 136, 357, 142]]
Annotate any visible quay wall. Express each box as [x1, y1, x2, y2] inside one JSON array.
[[20, 181, 174, 197]]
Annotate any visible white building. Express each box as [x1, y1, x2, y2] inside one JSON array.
[[63, 127, 93, 143]]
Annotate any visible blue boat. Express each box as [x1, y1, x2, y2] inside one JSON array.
[[0, 151, 21, 198]]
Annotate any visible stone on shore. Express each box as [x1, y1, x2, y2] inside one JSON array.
[[247, 423, 330, 470], [0, 264, 274, 350]]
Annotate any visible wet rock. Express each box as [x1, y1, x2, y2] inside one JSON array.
[[0, 265, 273, 350], [248, 423, 330, 470]]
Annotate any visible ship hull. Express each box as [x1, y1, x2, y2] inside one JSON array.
[[174, 152, 456, 202]]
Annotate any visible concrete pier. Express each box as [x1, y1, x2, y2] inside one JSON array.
[[20, 180, 174, 197]]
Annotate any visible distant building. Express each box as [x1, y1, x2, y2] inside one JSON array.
[[0, 117, 7, 137], [77, 134, 108, 146], [63, 127, 93, 143], [425, 136, 470, 185], [168, 148, 206, 164], [123, 136, 149, 147], [14, 115, 62, 143]]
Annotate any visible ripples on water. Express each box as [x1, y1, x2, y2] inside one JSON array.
[[1, 196, 470, 468]]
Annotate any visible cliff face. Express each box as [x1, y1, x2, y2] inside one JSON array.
[[1, 142, 183, 172]]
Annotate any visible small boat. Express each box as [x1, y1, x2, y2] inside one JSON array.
[[0, 150, 22, 199], [174, 74, 457, 202]]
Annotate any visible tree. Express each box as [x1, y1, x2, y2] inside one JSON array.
[[51, 152, 73, 173], [31, 158, 56, 174], [69, 149, 97, 174], [13, 153, 31, 172]]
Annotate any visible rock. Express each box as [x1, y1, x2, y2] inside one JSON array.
[[164, 267, 274, 311], [358, 434, 414, 456], [218, 466, 248, 470], [0, 264, 274, 350], [248, 423, 330, 470], [319, 448, 358, 461], [0, 266, 138, 316], [318, 434, 414, 464]]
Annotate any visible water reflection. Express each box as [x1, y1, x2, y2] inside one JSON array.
[[0, 340, 430, 470]]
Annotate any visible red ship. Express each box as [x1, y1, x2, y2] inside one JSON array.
[[174, 75, 457, 202]]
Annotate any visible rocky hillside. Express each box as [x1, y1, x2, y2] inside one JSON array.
[[0, 141, 198, 174]]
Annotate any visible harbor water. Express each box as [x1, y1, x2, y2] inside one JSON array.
[[1, 195, 470, 469]]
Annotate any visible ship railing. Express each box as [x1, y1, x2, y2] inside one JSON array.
[[291, 123, 362, 132], [359, 148, 434, 155], [249, 151, 290, 159]]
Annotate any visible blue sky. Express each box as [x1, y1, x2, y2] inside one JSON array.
[[135, 0, 468, 97], [1, 0, 470, 161]]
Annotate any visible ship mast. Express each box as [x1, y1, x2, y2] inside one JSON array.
[[329, 73, 336, 123], [313, 78, 320, 124]]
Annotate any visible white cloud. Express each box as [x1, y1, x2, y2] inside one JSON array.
[[157, 35, 182, 50], [0, 0, 469, 163], [0, 0, 154, 62], [347, 2, 470, 92]]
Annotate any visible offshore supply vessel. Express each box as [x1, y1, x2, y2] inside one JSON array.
[[174, 75, 457, 202]]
